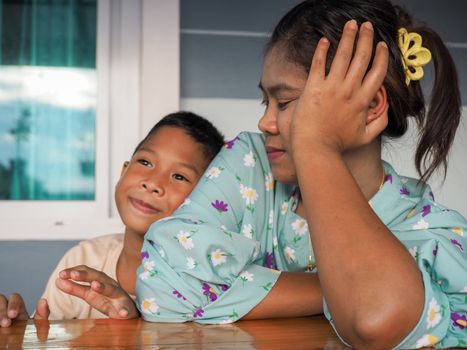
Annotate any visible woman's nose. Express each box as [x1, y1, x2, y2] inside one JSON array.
[[258, 107, 278, 135]]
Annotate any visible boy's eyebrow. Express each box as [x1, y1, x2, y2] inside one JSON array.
[[258, 82, 302, 96], [136, 147, 200, 175]]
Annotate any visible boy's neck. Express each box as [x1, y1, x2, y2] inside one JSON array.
[[116, 228, 145, 295]]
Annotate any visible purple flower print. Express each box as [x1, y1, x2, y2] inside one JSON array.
[[422, 205, 431, 217], [264, 252, 276, 269], [224, 136, 240, 149], [432, 245, 438, 256], [211, 200, 228, 213], [202, 283, 218, 302], [172, 290, 187, 301], [193, 308, 204, 318], [451, 239, 464, 252], [400, 187, 410, 196], [219, 284, 229, 292], [141, 251, 150, 260], [451, 312, 467, 329], [385, 174, 393, 184]]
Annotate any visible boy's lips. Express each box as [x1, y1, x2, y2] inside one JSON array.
[[130, 197, 160, 214]]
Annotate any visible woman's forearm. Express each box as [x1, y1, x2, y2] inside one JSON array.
[[243, 272, 323, 319]]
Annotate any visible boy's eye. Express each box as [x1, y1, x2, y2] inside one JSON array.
[[174, 174, 189, 182], [137, 159, 151, 167]]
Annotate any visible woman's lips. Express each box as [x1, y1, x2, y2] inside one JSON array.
[[130, 198, 159, 214], [266, 146, 285, 161]]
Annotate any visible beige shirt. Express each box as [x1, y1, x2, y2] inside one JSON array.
[[41, 233, 124, 320]]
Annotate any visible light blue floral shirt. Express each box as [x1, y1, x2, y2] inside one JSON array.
[[137, 132, 467, 349]]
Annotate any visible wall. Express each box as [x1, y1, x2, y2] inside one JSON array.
[[1, 0, 466, 313]]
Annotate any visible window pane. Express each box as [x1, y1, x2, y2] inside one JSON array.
[[0, 0, 97, 200]]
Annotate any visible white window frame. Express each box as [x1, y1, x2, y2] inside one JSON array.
[[0, 0, 180, 240]]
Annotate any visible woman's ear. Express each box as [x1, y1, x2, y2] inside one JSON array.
[[366, 85, 388, 124]]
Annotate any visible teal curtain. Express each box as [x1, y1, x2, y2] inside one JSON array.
[[0, 0, 97, 200]]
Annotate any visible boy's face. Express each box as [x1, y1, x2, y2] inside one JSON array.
[[115, 126, 209, 236]]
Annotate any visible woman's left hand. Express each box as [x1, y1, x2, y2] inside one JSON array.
[[290, 20, 389, 156]]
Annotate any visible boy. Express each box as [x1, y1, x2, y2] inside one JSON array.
[[0, 111, 224, 324]]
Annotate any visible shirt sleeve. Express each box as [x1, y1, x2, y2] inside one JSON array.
[[136, 132, 281, 324]]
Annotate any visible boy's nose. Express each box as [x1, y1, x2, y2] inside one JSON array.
[[141, 181, 165, 196]]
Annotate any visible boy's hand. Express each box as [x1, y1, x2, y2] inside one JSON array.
[[0, 293, 30, 327], [33, 298, 50, 320], [56, 265, 139, 319]]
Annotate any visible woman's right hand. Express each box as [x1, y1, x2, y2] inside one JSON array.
[[56, 265, 139, 319]]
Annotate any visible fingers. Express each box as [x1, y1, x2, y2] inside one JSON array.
[[55, 278, 91, 300], [59, 265, 117, 286], [0, 293, 29, 328], [308, 37, 330, 84], [345, 22, 375, 85], [328, 19, 358, 80], [362, 41, 389, 102], [34, 298, 50, 320]]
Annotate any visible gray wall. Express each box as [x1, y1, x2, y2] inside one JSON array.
[[1, 0, 466, 313]]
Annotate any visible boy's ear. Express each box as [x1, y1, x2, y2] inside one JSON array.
[[120, 161, 130, 176], [366, 85, 388, 125]]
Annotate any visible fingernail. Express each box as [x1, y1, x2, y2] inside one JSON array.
[[380, 41, 388, 49], [347, 19, 357, 30], [363, 21, 373, 31]]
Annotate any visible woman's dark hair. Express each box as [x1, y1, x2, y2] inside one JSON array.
[[134, 111, 225, 161], [266, 0, 461, 182]]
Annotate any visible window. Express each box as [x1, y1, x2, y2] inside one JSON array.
[[0, 0, 180, 240]]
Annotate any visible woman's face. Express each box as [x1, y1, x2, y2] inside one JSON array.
[[258, 46, 307, 184]]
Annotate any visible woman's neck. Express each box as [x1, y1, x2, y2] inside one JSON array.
[[116, 228, 145, 295]]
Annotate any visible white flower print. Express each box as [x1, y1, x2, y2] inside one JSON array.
[[265, 172, 274, 191], [143, 260, 156, 272], [240, 184, 258, 206], [461, 286, 467, 293], [253, 244, 260, 259], [239, 271, 254, 283], [242, 224, 253, 239], [180, 198, 191, 207], [401, 177, 409, 184], [292, 218, 308, 236], [219, 319, 233, 324], [139, 271, 150, 280], [426, 298, 442, 329], [269, 210, 274, 225], [177, 230, 194, 250], [415, 334, 439, 348], [284, 246, 296, 263], [408, 246, 418, 260], [205, 166, 221, 179], [141, 298, 159, 314], [273, 236, 278, 248], [413, 219, 429, 230], [211, 248, 227, 266], [186, 256, 197, 269], [281, 201, 289, 215], [243, 151, 256, 167], [452, 227, 464, 236]]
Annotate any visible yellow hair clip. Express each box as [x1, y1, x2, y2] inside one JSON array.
[[398, 28, 432, 86]]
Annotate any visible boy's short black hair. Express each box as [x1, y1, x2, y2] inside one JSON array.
[[133, 111, 225, 161]]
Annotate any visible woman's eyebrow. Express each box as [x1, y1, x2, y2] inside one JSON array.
[[258, 82, 301, 96]]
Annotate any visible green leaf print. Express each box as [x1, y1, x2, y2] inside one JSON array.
[[246, 205, 255, 213], [261, 282, 273, 291], [229, 310, 239, 320]]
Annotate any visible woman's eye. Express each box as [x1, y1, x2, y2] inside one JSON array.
[[174, 174, 189, 182], [277, 101, 291, 111], [137, 159, 151, 167]]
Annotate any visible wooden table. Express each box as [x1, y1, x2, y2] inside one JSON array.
[[0, 316, 448, 349]]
